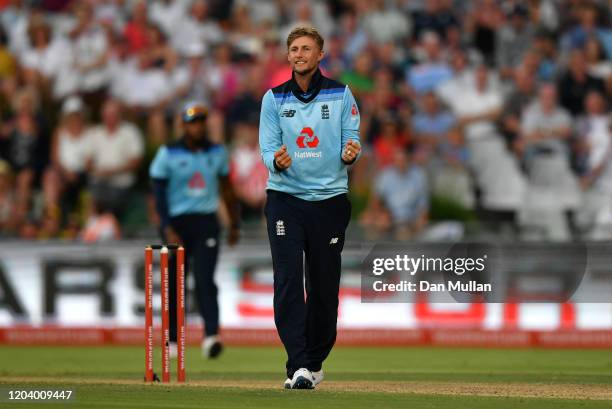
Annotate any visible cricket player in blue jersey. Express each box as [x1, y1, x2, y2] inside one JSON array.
[[150, 103, 240, 359], [259, 26, 361, 389]]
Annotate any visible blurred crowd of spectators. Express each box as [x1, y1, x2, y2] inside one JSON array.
[[1, 0, 612, 242]]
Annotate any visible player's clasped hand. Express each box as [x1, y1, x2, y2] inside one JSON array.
[[274, 145, 292, 170], [342, 139, 361, 163]]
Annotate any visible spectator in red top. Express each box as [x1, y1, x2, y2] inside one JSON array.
[[208, 43, 240, 112], [373, 116, 410, 169], [123, 0, 150, 55], [229, 119, 267, 221], [261, 35, 289, 89]]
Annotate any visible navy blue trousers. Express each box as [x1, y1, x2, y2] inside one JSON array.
[[265, 190, 351, 378], [166, 213, 220, 341]]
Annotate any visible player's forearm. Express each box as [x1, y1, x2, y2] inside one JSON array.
[[220, 178, 241, 228], [151, 178, 170, 229]]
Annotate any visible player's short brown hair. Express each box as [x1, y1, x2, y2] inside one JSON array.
[[286, 26, 324, 51]]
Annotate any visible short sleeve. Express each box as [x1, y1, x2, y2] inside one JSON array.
[[125, 124, 144, 159], [217, 146, 230, 177], [150, 145, 169, 179]]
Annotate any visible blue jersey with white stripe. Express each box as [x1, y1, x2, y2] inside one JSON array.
[[259, 69, 360, 201], [149, 140, 229, 216]]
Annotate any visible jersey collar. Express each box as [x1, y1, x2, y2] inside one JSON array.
[[180, 137, 212, 152], [290, 68, 323, 103]]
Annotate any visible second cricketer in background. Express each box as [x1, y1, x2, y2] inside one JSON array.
[[150, 103, 240, 359], [259, 26, 361, 390]]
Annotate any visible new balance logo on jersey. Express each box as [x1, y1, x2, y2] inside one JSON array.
[[281, 109, 296, 117], [276, 220, 285, 236], [321, 104, 329, 119], [329, 237, 339, 245]]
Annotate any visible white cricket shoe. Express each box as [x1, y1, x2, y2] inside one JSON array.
[[312, 369, 324, 386], [286, 368, 314, 389], [169, 341, 177, 359], [201, 335, 223, 359], [284, 369, 323, 388]]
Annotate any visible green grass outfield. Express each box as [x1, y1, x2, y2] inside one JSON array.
[[0, 346, 611, 408]]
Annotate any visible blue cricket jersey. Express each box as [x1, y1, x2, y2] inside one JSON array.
[[149, 140, 229, 218], [259, 69, 361, 201]]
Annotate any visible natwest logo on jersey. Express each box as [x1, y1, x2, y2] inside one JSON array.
[[296, 127, 319, 148], [187, 171, 206, 196], [295, 127, 322, 158]]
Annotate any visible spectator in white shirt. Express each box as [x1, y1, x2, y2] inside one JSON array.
[[437, 49, 473, 106], [576, 91, 610, 179], [362, 0, 411, 44], [519, 83, 572, 164], [70, 3, 111, 118], [87, 99, 144, 217], [117, 50, 171, 111], [2, 0, 30, 55], [576, 109, 612, 240], [150, 0, 189, 39], [19, 20, 72, 98], [43, 96, 92, 224], [170, 0, 224, 57], [93, 0, 128, 33], [171, 42, 212, 112], [448, 64, 503, 141], [107, 32, 134, 102]]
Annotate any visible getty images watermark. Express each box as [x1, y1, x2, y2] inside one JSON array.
[[359, 242, 609, 303], [370, 254, 491, 293]]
